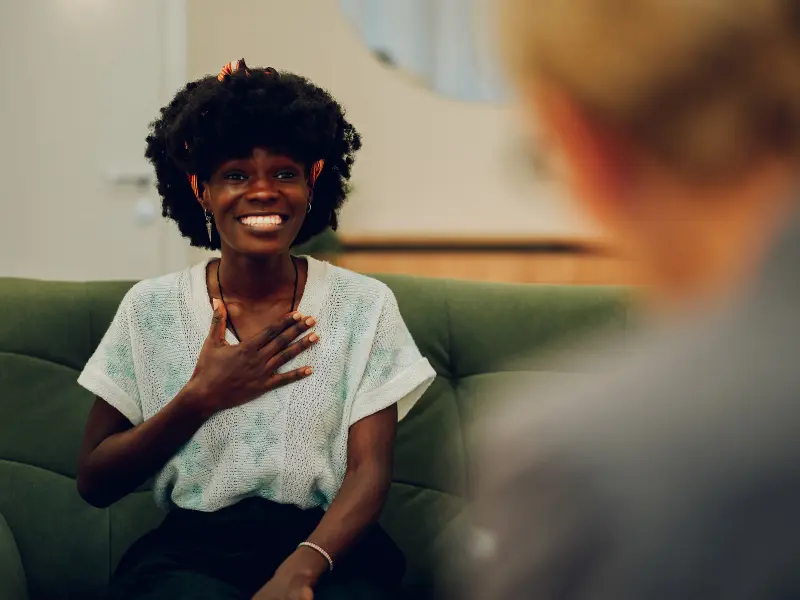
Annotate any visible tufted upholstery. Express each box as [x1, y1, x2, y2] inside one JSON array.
[[0, 275, 629, 600]]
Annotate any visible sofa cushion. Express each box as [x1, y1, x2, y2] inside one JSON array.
[[0, 510, 28, 600], [0, 460, 108, 600]]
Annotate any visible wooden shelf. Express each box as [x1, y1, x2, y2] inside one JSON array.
[[338, 235, 615, 255], [332, 236, 637, 285]]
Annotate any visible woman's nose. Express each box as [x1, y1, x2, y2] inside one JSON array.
[[246, 174, 278, 199]]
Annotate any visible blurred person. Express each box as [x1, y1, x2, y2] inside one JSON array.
[[471, 0, 800, 598], [76, 59, 434, 600]]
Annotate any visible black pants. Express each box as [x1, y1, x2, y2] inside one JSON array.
[[109, 498, 405, 599]]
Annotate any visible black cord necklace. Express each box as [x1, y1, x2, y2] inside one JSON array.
[[216, 256, 299, 342]]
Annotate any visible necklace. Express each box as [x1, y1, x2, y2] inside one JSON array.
[[216, 256, 299, 342]]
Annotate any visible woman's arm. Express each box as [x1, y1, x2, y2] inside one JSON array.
[[268, 404, 398, 588], [77, 386, 213, 508]]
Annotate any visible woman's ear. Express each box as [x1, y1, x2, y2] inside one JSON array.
[[199, 186, 211, 212]]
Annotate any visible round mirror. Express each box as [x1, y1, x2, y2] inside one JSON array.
[[339, 0, 507, 103]]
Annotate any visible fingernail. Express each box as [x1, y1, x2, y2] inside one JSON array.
[[309, 334, 319, 343], [305, 317, 316, 327], [292, 312, 302, 321], [212, 298, 220, 310], [305, 367, 313, 375]]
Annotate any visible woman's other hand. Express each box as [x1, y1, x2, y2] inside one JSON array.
[[252, 545, 331, 600], [252, 575, 314, 600], [188, 298, 318, 414]]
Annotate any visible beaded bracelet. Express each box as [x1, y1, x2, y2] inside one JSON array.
[[297, 541, 334, 572]]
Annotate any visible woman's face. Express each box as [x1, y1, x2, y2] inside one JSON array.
[[202, 147, 309, 257]]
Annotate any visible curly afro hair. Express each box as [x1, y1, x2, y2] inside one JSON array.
[[145, 62, 362, 249]]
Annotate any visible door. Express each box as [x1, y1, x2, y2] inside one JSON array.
[[0, 0, 191, 281]]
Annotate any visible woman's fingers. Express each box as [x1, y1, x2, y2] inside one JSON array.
[[260, 316, 316, 357], [264, 332, 319, 374], [247, 312, 305, 351], [206, 298, 229, 347], [266, 365, 314, 391]]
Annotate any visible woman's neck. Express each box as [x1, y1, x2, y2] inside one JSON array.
[[217, 251, 296, 301]]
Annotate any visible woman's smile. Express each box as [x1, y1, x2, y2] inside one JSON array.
[[237, 213, 288, 232]]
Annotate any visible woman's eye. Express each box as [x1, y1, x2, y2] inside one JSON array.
[[275, 170, 298, 180], [224, 172, 247, 181]]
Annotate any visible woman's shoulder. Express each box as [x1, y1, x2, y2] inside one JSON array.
[[312, 258, 394, 304]]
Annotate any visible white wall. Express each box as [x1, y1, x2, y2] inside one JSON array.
[[0, 0, 191, 280], [188, 0, 595, 242]]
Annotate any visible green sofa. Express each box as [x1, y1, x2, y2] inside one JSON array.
[[0, 274, 629, 600]]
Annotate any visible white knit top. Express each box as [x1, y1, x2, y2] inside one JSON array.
[[77, 257, 435, 512]]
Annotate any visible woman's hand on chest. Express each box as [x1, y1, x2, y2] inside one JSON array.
[[186, 300, 320, 416]]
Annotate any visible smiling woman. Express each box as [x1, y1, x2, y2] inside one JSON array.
[[74, 59, 435, 600], [148, 60, 356, 251], [204, 150, 313, 258]]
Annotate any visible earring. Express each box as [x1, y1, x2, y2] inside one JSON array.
[[306, 202, 312, 214], [205, 210, 213, 242]]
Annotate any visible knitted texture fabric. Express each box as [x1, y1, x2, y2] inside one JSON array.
[[78, 257, 435, 511]]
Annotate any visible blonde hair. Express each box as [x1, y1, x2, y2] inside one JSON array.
[[499, 0, 800, 176]]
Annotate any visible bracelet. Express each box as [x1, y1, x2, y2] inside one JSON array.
[[297, 541, 334, 572]]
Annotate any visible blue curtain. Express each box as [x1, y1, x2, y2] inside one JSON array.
[[339, 0, 505, 102]]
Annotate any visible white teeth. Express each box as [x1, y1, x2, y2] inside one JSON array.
[[240, 215, 283, 227]]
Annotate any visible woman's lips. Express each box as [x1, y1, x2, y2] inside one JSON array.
[[237, 214, 286, 230]]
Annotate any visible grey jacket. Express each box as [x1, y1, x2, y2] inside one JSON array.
[[471, 217, 800, 600]]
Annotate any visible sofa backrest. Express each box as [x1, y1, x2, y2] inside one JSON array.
[[0, 275, 629, 599]]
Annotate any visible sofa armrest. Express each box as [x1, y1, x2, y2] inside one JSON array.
[[0, 511, 28, 600]]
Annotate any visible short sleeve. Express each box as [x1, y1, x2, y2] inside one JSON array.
[[77, 288, 144, 426], [349, 289, 436, 426]]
